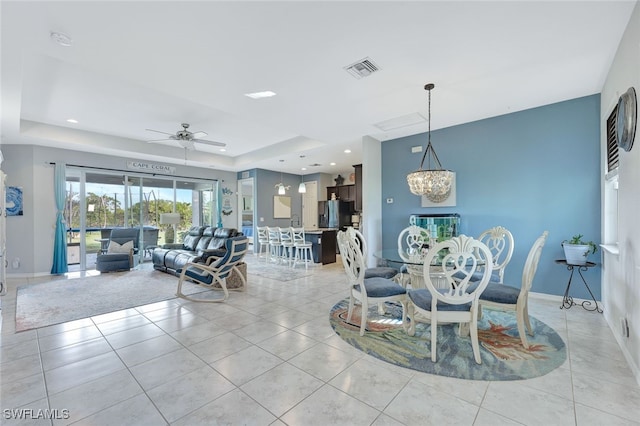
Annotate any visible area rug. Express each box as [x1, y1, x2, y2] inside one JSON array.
[[15, 270, 207, 332], [330, 299, 566, 381], [246, 260, 313, 282]]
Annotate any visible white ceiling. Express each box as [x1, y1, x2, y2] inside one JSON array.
[[1, 1, 635, 175]]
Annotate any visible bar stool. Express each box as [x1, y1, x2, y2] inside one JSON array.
[[279, 227, 295, 265], [267, 227, 283, 263], [291, 227, 313, 269], [256, 226, 270, 261]]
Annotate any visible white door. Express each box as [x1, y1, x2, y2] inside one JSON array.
[[302, 181, 318, 229]]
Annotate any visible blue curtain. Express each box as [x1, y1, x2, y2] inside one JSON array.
[[216, 181, 223, 228], [51, 163, 68, 274]]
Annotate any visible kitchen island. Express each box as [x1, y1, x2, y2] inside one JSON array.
[[305, 228, 337, 264]]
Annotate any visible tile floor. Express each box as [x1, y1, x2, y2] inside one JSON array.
[[1, 255, 639, 425]]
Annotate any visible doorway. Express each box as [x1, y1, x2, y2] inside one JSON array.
[[302, 181, 318, 228], [238, 178, 255, 250]]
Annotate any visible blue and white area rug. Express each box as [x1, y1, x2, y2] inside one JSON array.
[[330, 299, 567, 381]]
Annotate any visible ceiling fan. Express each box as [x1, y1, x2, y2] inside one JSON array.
[[145, 123, 227, 150]]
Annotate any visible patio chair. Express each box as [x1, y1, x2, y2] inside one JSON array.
[[176, 236, 249, 303]]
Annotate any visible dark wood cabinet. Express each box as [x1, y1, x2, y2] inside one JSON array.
[[326, 184, 355, 201], [353, 164, 362, 211]]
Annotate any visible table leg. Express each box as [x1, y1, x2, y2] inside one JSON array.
[[560, 267, 576, 310], [576, 268, 603, 313]]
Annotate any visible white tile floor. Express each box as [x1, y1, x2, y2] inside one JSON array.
[[1, 255, 639, 425]]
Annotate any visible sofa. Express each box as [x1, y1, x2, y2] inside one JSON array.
[[152, 226, 244, 276]]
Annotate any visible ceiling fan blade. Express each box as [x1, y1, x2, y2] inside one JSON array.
[[192, 138, 226, 147], [191, 131, 208, 139], [146, 128, 175, 137]]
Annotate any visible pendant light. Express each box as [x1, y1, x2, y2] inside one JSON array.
[[298, 172, 306, 193], [406, 83, 454, 202], [275, 171, 290, 195]]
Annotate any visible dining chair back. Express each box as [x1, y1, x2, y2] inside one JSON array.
[[477, 226, 514, 283], [397, 225, 430, 288], [291, 227, 313, 269], [345, 227, 399, 280], [338, 229, 407, 336], [477, 231, 548, 348], [402, 234, 493, 364]]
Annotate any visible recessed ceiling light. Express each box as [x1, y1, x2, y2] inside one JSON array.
[[66, 119, 78, 123], [301, 167, 307, 171], [330, 162, 336, 166], [219, 148, 226, 152], [344, 149, 352, 153], [244, 91, 276, 99], [50, 31, 73, 47]]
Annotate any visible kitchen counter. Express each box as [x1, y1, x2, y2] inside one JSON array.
[[304, 229, 337, 264]]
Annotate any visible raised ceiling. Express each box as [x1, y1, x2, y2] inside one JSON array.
[[0, 1, 635, 175]]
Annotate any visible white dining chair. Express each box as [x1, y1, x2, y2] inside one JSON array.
[[402, 235, 493, 364], [338, 229, 407, 336], [279, 227, 295, 265], [477, 231, 548, 348], [397, 225, 430, 288], [267, 227, 283, 263], [291, 227, 313, 269], [256, 226, 270, 261]]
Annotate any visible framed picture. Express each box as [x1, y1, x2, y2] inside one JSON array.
[[6, 186, 23, 216], [273, 195, 291, 219]]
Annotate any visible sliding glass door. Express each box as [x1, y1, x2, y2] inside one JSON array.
[[64, 168, 219, 271]]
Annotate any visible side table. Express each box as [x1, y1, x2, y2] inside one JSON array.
[[554, 259, 602, 313]]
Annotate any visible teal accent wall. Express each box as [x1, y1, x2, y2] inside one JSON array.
[[381, 94, 601, 299]]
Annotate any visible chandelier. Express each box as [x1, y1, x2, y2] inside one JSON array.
[[406, 83, 454, 202], [275, 172, 290, 195]]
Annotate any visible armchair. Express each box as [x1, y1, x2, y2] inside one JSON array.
[[176, 236, 249, 303], [96, 228, 140, 272]]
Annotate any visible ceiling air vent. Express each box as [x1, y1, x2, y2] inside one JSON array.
[[344, 58, 380, 79]]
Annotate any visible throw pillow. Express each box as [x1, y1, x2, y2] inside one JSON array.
[[107, 240, 134, 254]]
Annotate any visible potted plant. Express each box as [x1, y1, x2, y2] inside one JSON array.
[[562, 234, 598, 265]]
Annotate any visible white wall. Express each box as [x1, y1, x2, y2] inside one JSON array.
[[2, 145, 238, 276], [361, 135, 382, 268], [601, 1, 640, 384]]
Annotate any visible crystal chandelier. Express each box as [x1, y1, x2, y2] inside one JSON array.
[[406, 83, 454, 202]]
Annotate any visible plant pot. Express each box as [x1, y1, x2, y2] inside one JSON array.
[[563, 244, 590, 265]]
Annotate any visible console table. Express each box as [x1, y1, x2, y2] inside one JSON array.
[[555, 259, 602, 313]]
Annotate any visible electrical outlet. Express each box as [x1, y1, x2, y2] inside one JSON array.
[[621, 317, 630, 338]]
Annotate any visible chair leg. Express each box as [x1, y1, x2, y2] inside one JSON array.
[[470, 312, 482, 364], [524, 303, 534, 336], [430, 313, 438, 362], [360, 299, 368, 336], [347, 295, 355, 322]]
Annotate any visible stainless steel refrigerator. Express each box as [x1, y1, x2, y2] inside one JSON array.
[[318, 200, 354, 229]]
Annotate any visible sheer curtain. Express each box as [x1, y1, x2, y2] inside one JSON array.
[[216, 181, 223, 228], [51, 163, 68, 274]]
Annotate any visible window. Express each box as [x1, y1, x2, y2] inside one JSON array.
[[606, 105, 619, 173]]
